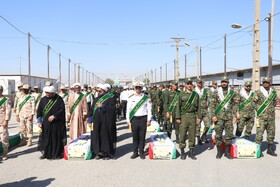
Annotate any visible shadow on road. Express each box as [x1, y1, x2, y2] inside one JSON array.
[[114, 143, 133, 158], [1, 177, 55, 187], [117, 132, 132, 142], [7, 147, 38, 160]]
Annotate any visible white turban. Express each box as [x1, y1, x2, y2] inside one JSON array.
[[104, 83, 111, 90], [96, 84, 103, 88], [73, 83, 81, 88], [43, 86, 56, 93]]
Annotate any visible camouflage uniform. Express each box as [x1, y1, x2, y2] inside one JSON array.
[[160, 87, 169, 131], [163, 87, 180, 142], [254, 78, 278, 156], [236, 82, 255, 138], [210, 76, 240, 159], [155, 87, 163, 124], [150, 88, 157, 119], [0, 96, 11, 160], [16, 87, 35, 146], [176, 79, 201, 159]]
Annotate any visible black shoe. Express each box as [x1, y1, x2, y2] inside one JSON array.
[[224, 145, 233, 159], [39, 155, 46, 160], [130, 153, 139, 159], [140, 152, 145, 159], [267, 144, 277, 157], [188, 148, 197, 160], [95, 155, 102, 160], [216, 145, 223, 159], [197, 136, 202, 145], [180, 149, 186, 160]]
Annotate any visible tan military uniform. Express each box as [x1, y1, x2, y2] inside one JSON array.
[[16, 94, 35, 139], [0, 96, 11, 158], [14, 91, 23, 111]]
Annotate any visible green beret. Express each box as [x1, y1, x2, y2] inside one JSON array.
[[221, 76, 229, 82], [244, 81, 252, 86], [262, 77, 271, 83]]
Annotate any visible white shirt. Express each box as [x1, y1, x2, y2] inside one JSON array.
[[120, 90, 130, 102], [126, 92, 152, 123]]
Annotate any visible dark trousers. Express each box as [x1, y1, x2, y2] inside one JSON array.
[[131, 115, 147, 153], [121, 100, 127, 118]]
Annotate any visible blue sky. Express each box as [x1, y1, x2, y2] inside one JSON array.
[[0, 0, 279, 85]]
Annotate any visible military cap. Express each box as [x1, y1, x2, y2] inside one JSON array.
[[244, 81, 252, 86], [83, 84, 88, 88], [22, 84, 30, 89], [212, 81, 217, 84], [153, 85, 157, 87], [262, 77, 271, 83], [185, 78, 193, 84], [18, 82, 24, 87], [171, 80, 179, 85], [196, 77, 203, 83], [221, 76, 229, 82], [133, 81, 144, 87], [60, 85, 66, 89], [45, 81, 51, 86], [34, 85, 39, 89], [159, 84, 164, 87], [179, 83, 184, 87]]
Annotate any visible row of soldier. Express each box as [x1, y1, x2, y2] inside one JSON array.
[[0, 76, 278, 161]]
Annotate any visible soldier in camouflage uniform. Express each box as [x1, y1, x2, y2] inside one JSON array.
[[236, 81, 255, 139], [156, 84, 164, 125], [164, 81, 180, 143], [210, 76, 239, 159], [176, 78, 201, 160], [16, 84, 35, 147], [150, 85, 157, 120], [160, 84, 169, 132], [13, 82, 24, 113], [194, 78, 211, 145], [254, 77, 278, 157]]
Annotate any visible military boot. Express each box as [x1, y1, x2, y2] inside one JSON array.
[[176, 134, 179, 144], [19, 136, 27, 146], [188, 148, 197, 160], [180, 149, 186, 160], [216, 145, 223, 159], [235, 129, 242, 137], [201, 133, 209, 143], [2, 148, 8, 160], [267, 144, 277, 157], [27, 138, 32, 147], [197, 136, 202, 145], [224, 145, 233, 159]]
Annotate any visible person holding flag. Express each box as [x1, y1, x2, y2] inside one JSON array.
[[37, 86, 66, 160], [126, 81, 152, 159], [87, 84, 116, 160], [68, 83, 88, 140]]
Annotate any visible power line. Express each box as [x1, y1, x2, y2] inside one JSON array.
[[0, 15, 27, 35]]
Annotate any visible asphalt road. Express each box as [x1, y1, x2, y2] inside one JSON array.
[[1, 111, 280, 187]]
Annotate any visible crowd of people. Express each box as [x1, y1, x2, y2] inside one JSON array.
[[0, 76, 278, 161]]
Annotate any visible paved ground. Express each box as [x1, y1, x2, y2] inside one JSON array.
[[1, 111, 280, 187]]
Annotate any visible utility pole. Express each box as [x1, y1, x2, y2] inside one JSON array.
[[151, 70, 153, 83], [165, 63, 167, 82], [59, 53, 62, 85], [224, 34, 227, 76], [92, 72, 94, 86], [77, 63, 81, 82], [267, 13, 272, 81], [170, 37, 185, 81], [184, 54, 187, 79], [74, 63, 76, 83], [28, 33, 31, 85], [47, 45, 50, 81], [86, 70, 88, 84], [252, 0, 261, 91], [82, 67, 84, 85], [196, 45, 199, 78], [88, 72, 90, 86], [160, 66, 162, 82], [174, 60, 176, 80], [68, 59, 70, 87], [200, 47, 202, 77]]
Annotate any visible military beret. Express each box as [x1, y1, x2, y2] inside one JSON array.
[[185, 78, 193, 84], [221, 76, 229, 82], [262, 77, 271, 83], [196, 77, 203, 83], [244, 81, 252, 86]]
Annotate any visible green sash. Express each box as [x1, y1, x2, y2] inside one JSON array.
[[239, 92, 255, 111], [0, 97, 8, 108], [19, 95, 31, 111], [181, 91, 197, 114], [35, 93, 42, 106], [42, 96, 59, 119], [257, 90, 277, 117], [129, 95, 149, 121], [92, 93, 114, 119], [70, 93, 84, 115], [215, 90, 235, 115], [168, 91, 181, 114], [62, 93, 69, 99], [110, 87, 115, 93], [85, 92, 91, 97], [200, 88, 207, 102]]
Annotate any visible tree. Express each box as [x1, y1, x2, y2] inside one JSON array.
[[143, 78, 150, 84], [105, 78, 114, 85]]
